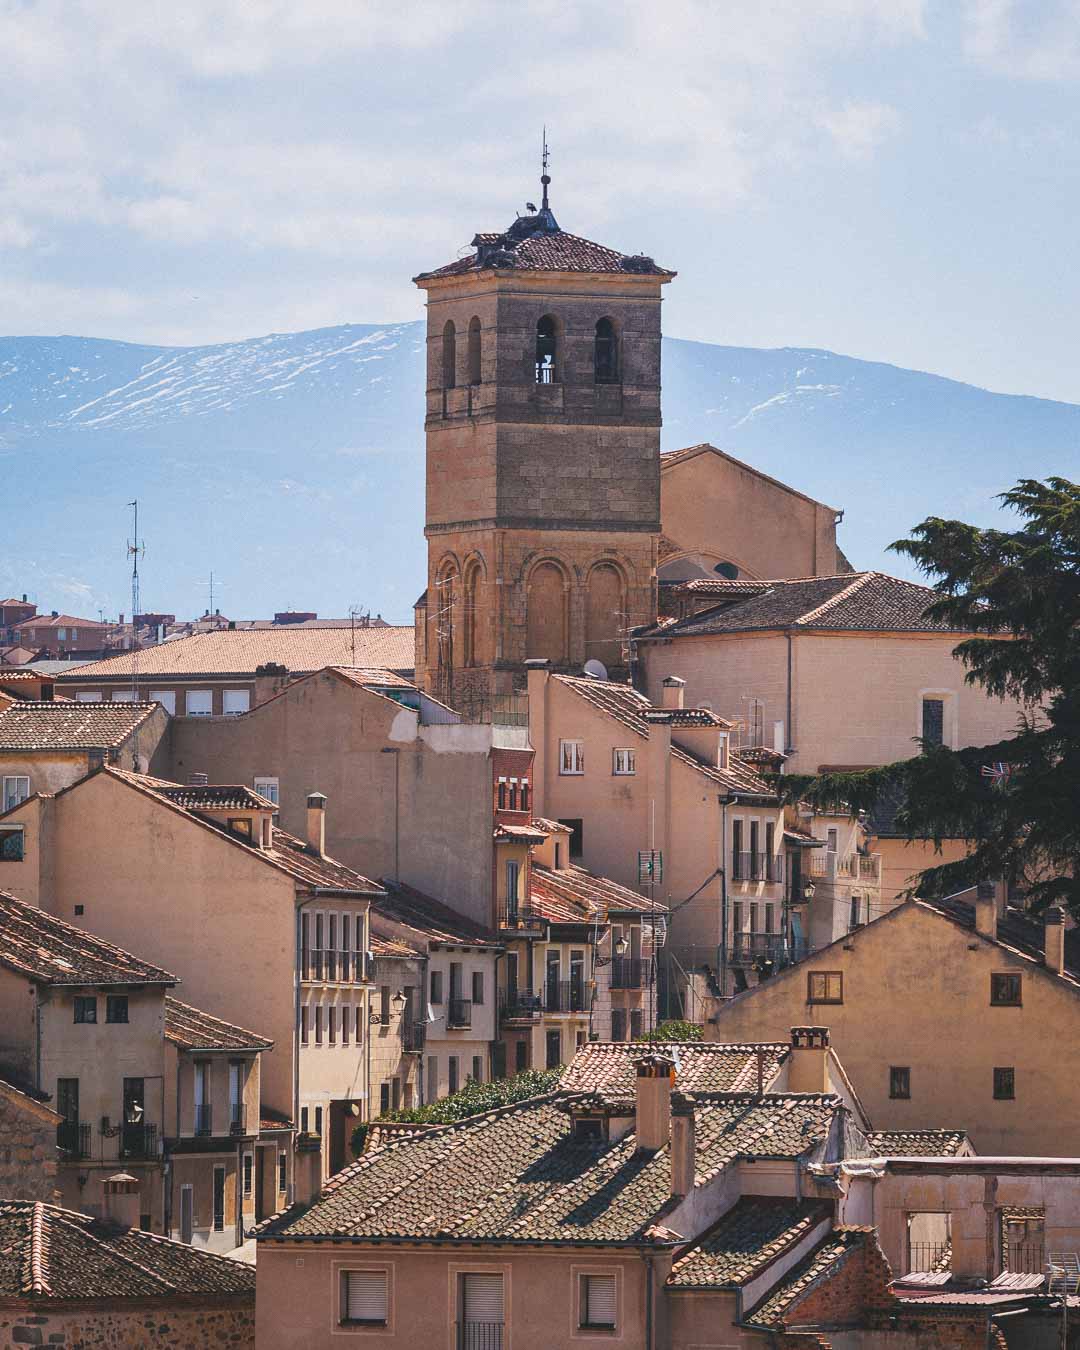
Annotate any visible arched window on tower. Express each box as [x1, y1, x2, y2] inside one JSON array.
[[594, 318, 618, 384], [586, 562, 626, 671], [535, 316, 557, 384], [462, 558, 483, 668], [526, 561, 568, 662], [467, 317, 482, 385], [442, 320, 456, 389]]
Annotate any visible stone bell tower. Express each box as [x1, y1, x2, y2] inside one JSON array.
[[413, 158, 674, 710]]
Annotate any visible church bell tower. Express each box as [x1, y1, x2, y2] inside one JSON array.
[[413, 154, 675, 710]]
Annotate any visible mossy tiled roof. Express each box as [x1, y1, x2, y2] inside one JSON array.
[[561, 1042, 788, 1097], [865, 1129, 972, 1157], [668, 1197, 832, 1288], [744, 1226, 871, 1327], [261, 1091, 842, 1247]]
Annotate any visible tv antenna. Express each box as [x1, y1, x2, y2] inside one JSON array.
[[348, 605, 370, 666], [126, 501, 145, 704]]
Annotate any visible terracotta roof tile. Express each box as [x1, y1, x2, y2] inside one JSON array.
[[0, 1199, 255, 1300], [529, 864, 667, 922], [744, 1227, 870, 1327], [0, 889, 175, 987], [261, 1090, 841, 1247], [164, 996, 272, 1052], [416, 224, 673, 281], [668, 1197, 832, 1288], [153, 784, 275, 812], [56, 628, 415, 681], [865, 1129, 972, 1157], [561, 1042, 789, 1096], [0, 701, 161, 751], [372, 880, 500, 948]]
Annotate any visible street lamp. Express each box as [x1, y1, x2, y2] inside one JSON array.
[[614, 935, 629, 957], [801, 881, 816, 902], [390, 990, 407, 1014]]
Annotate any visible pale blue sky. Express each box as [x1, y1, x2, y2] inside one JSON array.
[[4, 0, 1080, 401]]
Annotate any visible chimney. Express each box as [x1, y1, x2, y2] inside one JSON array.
[[306, 792, 327, 856], [187, 771, 209, 787], [634, 1052, 675, 1152], [670, 1100, 696, 1198], [788, 1026, 831, 1094], [293, 1133, 323, 1206], [661, 676, 685, 711], [1045, 906, 1066, 976], [975, 881, 997, 941], [102, 1171, 141, 1230]]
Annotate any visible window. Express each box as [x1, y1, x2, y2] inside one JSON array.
[[342, 1004, 351, 1045], [212, 1166, 225, 1232], [472, 971, 484, 1005], [471, 1055, 483, 1083], [560, 818, 584, 859], [807, 971, 843, 1004], [300, 1106, 309, 1133], [994, 1067, 1015, 1100], [922, 697, 945, 747], [448, 1056, 459, 1094], [150, 690, 176, 715], [750, 820, 761, 878], [509, 780, 518, 811], [379, 1082, 390, 1114], [355, 1002, 364, 1042], [442, 319, 456, 389], [185, 689, 213, 716], [430, 970, 444, 1004], [254, 776, 279, 806], [57, 628, 66, 640], [278, 1150, 287, 1193], [328, 1006, 336, 1044], [73, 996, 97, 1024], [380, 986, 390, 1023], [228, 817, 253, 841], [515, 1039, 527, 1072], [426, 1055, 438, 1102], [826, 827, 838, 853], [574, 1117, 604, 1140], [0, 828, 24, 861], [243, 1152, 253, 1196], [467, 316, 482, 385], [559, 739, 585, 774], [535, 315, 557, 383], [343, 1270, 388, 1326], [75, 691, 102, 702], [764, 904, 775, 935], [594, 318, 618, 384], [890, 1067, 911, 1100], [461, 1272, 504, 1343], [732, 819, 744, 879], [314, 1105, 323, 1137], [581, 1273, 617, 1329], [111, 690, 136, 702], [505, 860, 520, 920], [849, 894, 861, 930], [497, 779, 507, 810], [630, 1009, 643, 1039], [392, 1078, 401, 1111], [314, 1005, 323, 1044], [222, 689, 250, 716], [612, 748, 636, 775], [991, 973, 1022, 1006], [732, 901, 743, 935], [300, 1006, 309, 1045], [2, 776, 29, 812], [106, 995, 128, 1024], [546, 1029, 561, 1068]]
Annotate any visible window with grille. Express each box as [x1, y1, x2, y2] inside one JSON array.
[[461, 1272, 504, 1338], [0, 828, 24, 861], [243, 1152, 253, 1196], [278, 1151, 287, 1193], [994, 1067, 1015, 1100], [991, 973, 1022, 1006], [922, 697, 945, 746], [106, 995, 128, 1023], [581, 1273, 617, 1328], [343, 1270, 388, 1325], [890, 1067, 911, 1099], [74, 996, 97, 1024], [807, 971, 843, 1004]]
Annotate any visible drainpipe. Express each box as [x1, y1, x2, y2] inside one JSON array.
[[640, 1250, 654, 1350], [785, 632, 794, 757], [719, 795, 741, 998]]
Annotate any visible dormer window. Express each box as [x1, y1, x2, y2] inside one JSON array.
[[572, 1116, 605, 1141], [594, 318, 618, 383], [228, 817, 253, 842]]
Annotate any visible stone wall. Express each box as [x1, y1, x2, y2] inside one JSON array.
[[0, 1087, 58, 1203], [0, 1301, 254, 1348]]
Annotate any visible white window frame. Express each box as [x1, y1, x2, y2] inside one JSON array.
[[2, 776, 30, 813], [254, 776, 279, 806], [341, 1268, 389, 1326], [337, 1261, 393, 1331], [75, 691, 102, 702], [559, 739, 585, 775], [110, 690, 136, 702], [185, 689, 213, 717], [150, 690, 176, 716], [222, 689, 251, 716], [580, 1271, 618, 1330], [612, 748, 636, 776]]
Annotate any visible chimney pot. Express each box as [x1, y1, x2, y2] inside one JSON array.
[[670, 1103, 696, 1198], [788, 1026, 831, 1093], [634, 1053, 675, 1152], [975, 882, 997, 941], [187, 771, 209, 787], [661, 676, 686, 711], [1045, 906, 1067, 976], [102, 1171, 141, 1230], [306, 792, 327, 856]]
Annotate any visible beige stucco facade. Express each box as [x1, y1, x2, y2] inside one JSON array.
[[712, 900, 1080, 1155]]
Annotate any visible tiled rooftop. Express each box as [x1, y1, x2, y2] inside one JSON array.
[[560, 1041, 788, 1097], [373, 880, 500, 949], [0, 889, 175, 988], [744, 1227, 871, 1327], [14, 613, 110, 631], [261, 1091, 842, 1247], [668, 1197, 832, 1288], [0, 701, 161, 750], [530, 864, 668, 922], [55, 627, 415, 681], [641, 572, 962, 639], [164, 996, 272, 1052], [865, 1129, 972, 1157], [416, 218, 673, 280], [0, 1199, 256, 1300], [153, 783, 276, 812], [921, 894, 1080, 984]]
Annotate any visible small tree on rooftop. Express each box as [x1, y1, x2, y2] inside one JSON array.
[[640, 1019, 704, 1043], [772, 477, 1080, 915]]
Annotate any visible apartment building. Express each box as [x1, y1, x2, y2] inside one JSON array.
[[0, 699, 170, 803], [784, 804, 883, 951], [9, 611, 114, 660], [0, 766, 383, 1176], [712, 889, 1080, 1156]]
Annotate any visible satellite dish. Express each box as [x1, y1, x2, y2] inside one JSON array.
[[583, 659, 608, 681], [714, 561, 739, 579]]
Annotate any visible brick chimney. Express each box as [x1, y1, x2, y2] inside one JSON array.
[[102, 1171, 141, 1230], [974, 881, 997, 941], [1045, 906, 1066, 976], [670, 1098, 696, 1198], [306, 792, 327, 856], [788, 1026, 831, 1094], [661, 676, 685, 711], [634, 1052, 675, 1152]]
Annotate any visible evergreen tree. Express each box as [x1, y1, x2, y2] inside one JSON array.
[[774, 477, 1080, 914]]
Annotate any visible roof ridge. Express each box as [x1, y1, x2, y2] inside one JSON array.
[[793, 572, 876, 626], [25, 1200, 49, 1296]]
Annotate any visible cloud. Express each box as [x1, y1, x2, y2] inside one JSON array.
[[963, 0, 1080, 80], [816, 101, 901, 161]]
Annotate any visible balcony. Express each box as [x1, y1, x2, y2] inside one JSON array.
[[402, 1021, 426, 1053], [229, 1103, 247, 1136], [120, 1122, 158, 1160], [456, 1324, 503, 1350], [730, 933, 791, 968], [610, 957, 650, 990], [57, 1120, 90, 1159], [543, 979, 589, 1014], [194, 1104, 213, 1137], [302, 948, 367, 983], [497, 903, 544, 931], [447, 998, 473, 1030], [809, 851, 881, 883], [732, 853, 782, 883], [499, 990, 542, 1021]]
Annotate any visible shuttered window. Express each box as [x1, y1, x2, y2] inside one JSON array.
[[582, 1274, 617, 1328], [344, 1270, 388, 1324], [462, 1272, 504, 1325]]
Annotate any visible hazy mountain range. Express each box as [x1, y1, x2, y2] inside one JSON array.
[[1, 321, 1076, 623]]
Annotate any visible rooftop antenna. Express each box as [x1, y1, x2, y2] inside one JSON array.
[[348, 604, 370, 667], [126, 501, 144, 704], [541, 127, 551, 212]]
